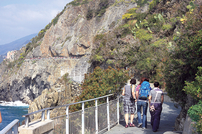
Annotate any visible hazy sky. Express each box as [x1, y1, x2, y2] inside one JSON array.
[[0, 0, 72, 45]]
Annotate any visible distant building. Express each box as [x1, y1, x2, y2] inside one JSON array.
[[7, 50, 16, 61]]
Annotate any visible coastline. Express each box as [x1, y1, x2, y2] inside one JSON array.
[[0, 101, 29, 107]]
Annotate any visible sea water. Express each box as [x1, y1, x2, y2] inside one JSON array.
[[0, 101, 29, 131]]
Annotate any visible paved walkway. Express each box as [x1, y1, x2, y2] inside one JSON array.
[[105, 102, 182, 134]]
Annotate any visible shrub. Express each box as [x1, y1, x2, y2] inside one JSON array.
[[95, 0, 109, 18], [70, 66, 130, 111], [184, 67, 202, 133], [122, 7, 138, 20], [122, 13, 133, 20], [151, 39, 167, 47], [149, 0, 160, 11], [136, 0, 149, 7], [183, 66, 202, 101], [162, 24, 172, 31], [95, 55, 104, 62], [188, 101, 202, 133], [188, 101, 202, 122], [136, 29, 153, 42], [94, 34, 105, 42], [86, 9, 94, 20]]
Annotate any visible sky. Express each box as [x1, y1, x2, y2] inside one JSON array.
[[0, 0, 72, 45]]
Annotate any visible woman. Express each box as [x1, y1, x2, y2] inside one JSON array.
[[136, 78, 151, 129], [135, 77, 145, 93], [135, 77, 145, 115], [122, 78, 136, 128]]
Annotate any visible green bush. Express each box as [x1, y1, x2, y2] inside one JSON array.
[[70, 66, 130, 111], [151, 39, 167, 47], [162, 24, 172, 31], [183, 66, 202, 101], [188, 101, 202, 133], [188, 101, 202, 122], [122, 8, 137, 20], [136, 29, 153, 42]]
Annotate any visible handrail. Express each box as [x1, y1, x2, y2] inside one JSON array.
[[22, 94, 114, 128], [0, 119, 19, 134], [23, 94, 113, 117]]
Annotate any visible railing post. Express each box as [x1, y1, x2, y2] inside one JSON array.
[[47, 110, 50, 120], [117, 96, 120, 125], [13, 123, 18, 134], [95, 99, 98, 134], [66, 106, 69, 134], [25, 116, 29, 128], [82, 102, 85, 134], [107, 96, 110, 131], [7, 129, 12, 134], [42, 111, 45, 121]]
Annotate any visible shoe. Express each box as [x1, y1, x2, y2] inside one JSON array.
[[129, 123, 135, 127], [137, 123, 142, 128], [125, 124, 128, 128], [142, 127, 146, 129]]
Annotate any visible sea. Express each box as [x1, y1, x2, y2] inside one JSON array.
[[0, 101, 29, 131]]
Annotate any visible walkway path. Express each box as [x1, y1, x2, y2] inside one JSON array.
[[105, 102, 182, 134]]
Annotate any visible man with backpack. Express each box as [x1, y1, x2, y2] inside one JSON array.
[[135, 78, 151, 129]]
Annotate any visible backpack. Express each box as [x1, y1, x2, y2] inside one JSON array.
[[130, 85, 137, 101], [130, 85, 134, 101], [139, 81, 150, 100]]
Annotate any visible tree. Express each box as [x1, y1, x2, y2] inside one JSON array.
[[165, 6, 202, 105]]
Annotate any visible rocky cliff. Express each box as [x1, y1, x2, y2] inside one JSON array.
[[0, 0, 141, 104]]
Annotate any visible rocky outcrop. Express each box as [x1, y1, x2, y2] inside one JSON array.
[[28, 82, 82, 121], [183, 114, 198, 134], [0, 58, 78, 104], [174, 95, 197, 131]]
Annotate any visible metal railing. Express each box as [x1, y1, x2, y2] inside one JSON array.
[[0, 119, 19, 134], [22, 94, 122, 134]]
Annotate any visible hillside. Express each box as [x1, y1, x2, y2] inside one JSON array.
[[0, 33, 37, 55], [0, 56, 4, 63], [0, 0, 201, 131]]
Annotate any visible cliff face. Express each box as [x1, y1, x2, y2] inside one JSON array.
[[0, 0, 140, 104], [30, 1, 138, 58]]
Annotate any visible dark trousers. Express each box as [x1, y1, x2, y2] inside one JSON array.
[[150, 103, 162, 132]]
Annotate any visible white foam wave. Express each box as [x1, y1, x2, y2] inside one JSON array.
[[0, 101, 29, 107]]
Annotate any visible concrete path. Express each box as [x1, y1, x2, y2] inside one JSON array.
[[104, 102, 182, 134]]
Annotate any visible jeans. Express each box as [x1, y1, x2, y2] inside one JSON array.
[[137, 101, 148, 128]]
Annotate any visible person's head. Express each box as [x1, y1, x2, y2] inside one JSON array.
[[130, 78, 136, 85], [139, 77, 145, 85], [144, 78, 149, 82], [154, 82, 159, 87]]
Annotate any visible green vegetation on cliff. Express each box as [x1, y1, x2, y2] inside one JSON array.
[[70, 66, 129, 111], [87, 0, 202, 132], [185, 67, 202, 133]]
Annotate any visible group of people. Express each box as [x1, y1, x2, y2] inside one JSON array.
[[122, 77, 164, 132]]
